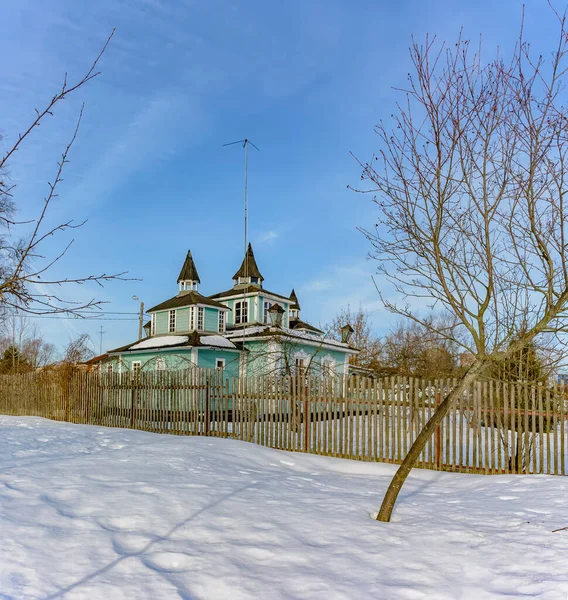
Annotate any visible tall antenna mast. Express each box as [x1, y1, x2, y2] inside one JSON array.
[[224, 138, 260, 372], [223, 139, 260, 278]]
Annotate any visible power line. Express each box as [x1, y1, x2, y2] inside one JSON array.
[[12, 310, 140, 316], [9, 315, 138, 321]]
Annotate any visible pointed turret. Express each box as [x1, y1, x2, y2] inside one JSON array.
[[289, 289, 300, 320], [178, 250, 200, 293], [289, 289, 300, 310], [232, 243, 264, 286]]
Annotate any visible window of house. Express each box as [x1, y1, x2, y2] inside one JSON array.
[[151, 313, 156, 335], [168, 310, 176, 333], [189, 306, 195, 330], [251, 277, 259, 284], [132, 361, 141, 375], [155, 357, 166, 371], [295, 357, 306, 375], [106, 364, 113, 374], [197, 307, 204, 331], [216, 358, 225, 370], [235, 300, 248, 324], [218, 311, 225, 333], [263, 301, 272, 323]]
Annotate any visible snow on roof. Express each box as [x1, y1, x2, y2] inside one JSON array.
[[130, 335, 189, 350], [199, 336, 237, 349], [225, 326, 355, 351]]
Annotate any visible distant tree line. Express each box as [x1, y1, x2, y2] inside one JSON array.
[[0, 315, 93, 374], [326, 308, 557, 383]]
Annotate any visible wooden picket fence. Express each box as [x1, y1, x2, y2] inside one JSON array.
[[0, 368, 566, 475]]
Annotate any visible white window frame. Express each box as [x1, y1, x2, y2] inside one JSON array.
[[197, 307, 204, 331], [132, 361, 141, 374], [155, 357, 166, 371], [106, 364, 113, 374], [151, 313, 156, 335], [215, 358, 226, 370], [263, 301, 272, 324], [218, 310, 225, 333], [189, 306, 195, 330], [168, 309, 176, 333], [235, 300, 248, 325]]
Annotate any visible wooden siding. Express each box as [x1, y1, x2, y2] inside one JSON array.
[[204, 307, 219, 332], [155, 311, 168, 334], [176, 308, 190, 332]]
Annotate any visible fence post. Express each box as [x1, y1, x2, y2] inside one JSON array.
[[304, 377, 309, 453], [130, 377, 138, 428], [435, 391, 441, 469], [205, 382, 211, 435]]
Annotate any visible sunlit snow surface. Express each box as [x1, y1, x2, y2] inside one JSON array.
[[0, 416, 567, 599]]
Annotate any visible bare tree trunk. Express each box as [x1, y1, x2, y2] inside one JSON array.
[[377, 362, 485, 522]]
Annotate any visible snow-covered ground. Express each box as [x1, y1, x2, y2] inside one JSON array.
[[1, 416, 567, 599]]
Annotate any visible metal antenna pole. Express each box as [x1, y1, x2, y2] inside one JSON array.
[[223, 138, 259, 272], [244, 139, 249, 278], [223, 138, 260, 375]]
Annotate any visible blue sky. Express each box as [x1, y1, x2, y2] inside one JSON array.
[[0, 0, 554, 354]]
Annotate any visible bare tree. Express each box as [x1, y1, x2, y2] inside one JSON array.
[[356, 5, 568, 521], [0, 314, 56, 368], [382, 318, 460, 378], [0, 30, 129, 316], [325, 306, 382, 370], [62, 333, 94, 365]]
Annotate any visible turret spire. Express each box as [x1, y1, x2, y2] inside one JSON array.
[[289, 289, 300, 319], [232, 243, 264, 286], [178, 250, 200, 293]]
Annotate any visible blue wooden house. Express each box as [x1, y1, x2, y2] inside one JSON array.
[[107, 246, 357, 377]]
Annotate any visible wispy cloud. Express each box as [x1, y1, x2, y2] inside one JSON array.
[[257, 230, 279, 245]]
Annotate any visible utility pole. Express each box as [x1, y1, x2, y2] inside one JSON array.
[[133, 295, 144, 340], [99, 325, 106, 355]]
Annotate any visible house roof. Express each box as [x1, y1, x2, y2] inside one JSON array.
[[108, 332, 237, 354], [177, 250, 200, 283], [289, 318, 322, 334], [224, 325, 358, 353], [209, 285, 291, 302], [81, 353, 109, 366], [289, 289, 301, 310], [232, 243, 264, 281], [147, 291, 227, 312]]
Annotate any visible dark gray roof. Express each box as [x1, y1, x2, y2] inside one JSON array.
[[177, 250, 200, 283], [289, 318, 322, 334], [209, 285, 291, 302], [232, 243, 263, 281], [148, 291, 227, 312], [289, 289, 300, 310]]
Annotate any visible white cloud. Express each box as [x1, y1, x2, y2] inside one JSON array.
[[257, 230, 279, 245]]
